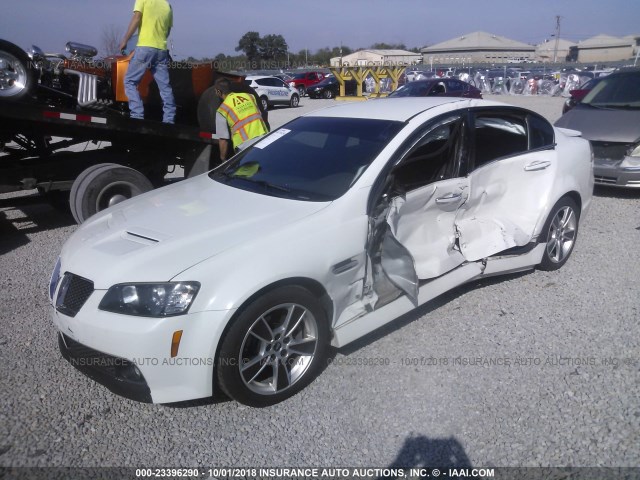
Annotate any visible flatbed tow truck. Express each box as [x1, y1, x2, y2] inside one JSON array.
[[0, 99, 216, 223]]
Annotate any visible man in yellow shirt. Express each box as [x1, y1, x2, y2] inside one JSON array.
[[119, 0, 175, 123]]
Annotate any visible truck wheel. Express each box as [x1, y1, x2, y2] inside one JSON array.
[[0, 39, 36, 101], [297, 85, 306, 97], [70, 164, 153, 224], [196, 86, 222, 133]]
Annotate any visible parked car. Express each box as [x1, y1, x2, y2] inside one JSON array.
[[562, 77, 605, 114], [555, 69, 640, 188], [51, 97, 593, 407], [388, 78, 482, 99], [244, 75, 299, 110], [287, 71, 326, 96], [307, 76, 359, 99]]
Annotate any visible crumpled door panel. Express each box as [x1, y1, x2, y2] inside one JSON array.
[[385, 179, 468, 279], [380, 231, 419, 306], [456, 151, 556, 261]]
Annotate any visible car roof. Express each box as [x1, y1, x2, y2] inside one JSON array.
[[245, 75, 278, 81], [304, 97, 501, 122]]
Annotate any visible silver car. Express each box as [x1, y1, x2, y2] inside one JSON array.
[[555, 69, 640, 188]]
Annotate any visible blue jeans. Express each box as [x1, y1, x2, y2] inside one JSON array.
[[124, 47, 176, 123]]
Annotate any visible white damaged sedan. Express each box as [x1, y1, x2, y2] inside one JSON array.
[[50, 98, 594, 406]]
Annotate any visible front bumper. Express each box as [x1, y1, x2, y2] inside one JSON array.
[[593, 158, 640, 188], [58, 333, 152, 403], [51, 291, 234, 404]]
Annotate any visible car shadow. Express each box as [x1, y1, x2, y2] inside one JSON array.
[[381, 434, 474, 476], [0, 192, 76, 255], [593, 185, 640, 199], [336, 271, 530, 357]]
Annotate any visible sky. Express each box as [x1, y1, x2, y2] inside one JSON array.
[[2, 0, 639, 60]]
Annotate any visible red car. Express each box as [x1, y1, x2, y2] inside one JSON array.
[[388, 78, 482, 99], [287, 71, 326, 96], [562, 77, 604, 114]]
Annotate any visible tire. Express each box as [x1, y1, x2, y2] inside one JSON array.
[[70, 163, 153, 224], [69, 163, 119, 224], [0, 39, 37, 101], [289, 94, 299, 108], [297, 85, 306, 97], [216, 285, 330, 407], [323, 89, 333, 99], [260, 95, 269, 112], [538, 197, 580, 271], [196, 86, 222, 133]]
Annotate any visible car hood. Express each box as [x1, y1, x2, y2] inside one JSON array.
[[61, 174, 330, 288], [555, 106, 640, 143]]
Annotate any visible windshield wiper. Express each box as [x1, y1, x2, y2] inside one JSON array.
[[587, 103, 640, 110], [230, 176, 292, 193]]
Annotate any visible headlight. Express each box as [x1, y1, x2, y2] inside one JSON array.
[[99, 282, 200, 317], [49, 257, 62, 301], [629, 144, 640, 158]]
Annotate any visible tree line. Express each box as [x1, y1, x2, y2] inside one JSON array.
[[187, 31, 421, 70]]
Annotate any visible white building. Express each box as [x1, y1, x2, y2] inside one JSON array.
[[330, 49, 422, 67]]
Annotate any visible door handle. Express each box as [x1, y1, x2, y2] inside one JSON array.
[[524, 160, 552, 171], [435, 193, 462, 205]]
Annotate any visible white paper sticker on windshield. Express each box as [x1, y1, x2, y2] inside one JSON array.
[[253, 128, 291, 149]]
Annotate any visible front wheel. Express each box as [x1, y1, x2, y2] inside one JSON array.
[[323, 89, 334, 99], [289, 93, 299, 107], [538, 197, 580, 271], [216, 286, 330, 407], [0, 39, 37, 101]]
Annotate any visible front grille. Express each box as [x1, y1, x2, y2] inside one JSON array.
[[594, 175, 618, 184], [591, 141, 632, 161], [55, 273, 94, 317], [61, 333, 123, 377]]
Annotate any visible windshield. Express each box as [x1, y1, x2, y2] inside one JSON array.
[[581, 73, 640, 109], [210, 116, 403, 201], [389, 82, 431, 97]]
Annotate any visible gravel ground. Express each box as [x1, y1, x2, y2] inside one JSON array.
[[1, 94, 639, 470]]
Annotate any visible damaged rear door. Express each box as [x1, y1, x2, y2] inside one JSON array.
[[455, 109, 557, 261], [368, 113, 469, 306]]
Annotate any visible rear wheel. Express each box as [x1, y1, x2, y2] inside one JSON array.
[[70, 163, 153, 224], [0, 39, 36, 101], [538, 197, 580, 271], [297, 85, 306, 97], [216, 286, 330, 407]]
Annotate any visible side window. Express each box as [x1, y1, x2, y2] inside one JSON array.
[[256, 79, 269, 87], [446, 80, 463, 93], [274, 78, 286, 88], [471, 114, 528, 169], [392, 116, 463, 192], [528, 114, 555, 149]]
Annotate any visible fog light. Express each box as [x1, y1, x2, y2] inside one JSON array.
[[117, 363, 143, 382]]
